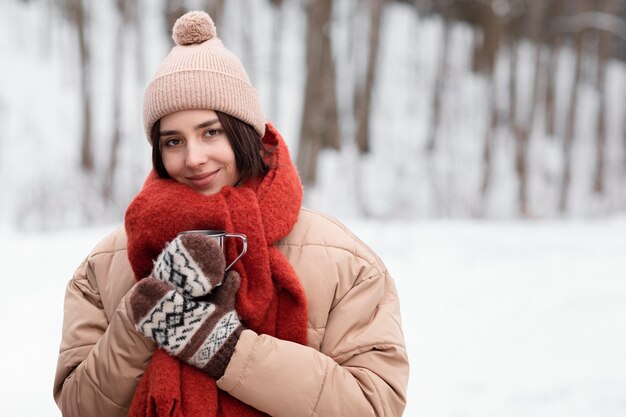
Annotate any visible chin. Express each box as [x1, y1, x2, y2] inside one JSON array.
[[197, 187, 219, 196]]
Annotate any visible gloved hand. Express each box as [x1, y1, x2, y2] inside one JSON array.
[[129, 270, 244, 380], [152, 233, 226, 297]]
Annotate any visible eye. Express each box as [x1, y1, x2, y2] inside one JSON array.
[[162, 137, 182, 148], [203, 128, 222, 138]]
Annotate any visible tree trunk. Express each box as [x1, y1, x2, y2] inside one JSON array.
[[75, 0, 93, 172], [103, 0, 132, 201], [268, 1, 284, 122], [477, 2, 502, 210], [470, 2, 500, 75], [508, 40, 518, 131], [240, 2, 257, 85], [59, 0, 93, 171], [527, 1, 544, 115], [297, 0, 340, 186], [203, 0, 225, 28], [623, 9, 626, 173], [132, 0, 144, 83], [426, 17, 450, 152], [508, 39, 531, 216], [593, 0, 619, 194], [559, 17, 585, 213], [544, 0, 565, 137], [165, 0, 186, 42], [354, 0, 385, 154], [544, 44, 558, 137], [480, 56, 498, 204], [593, 35, 608, 195], [513, 1, 543, 217]]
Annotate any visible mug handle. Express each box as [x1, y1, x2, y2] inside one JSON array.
[[224, 233, 247, 272]]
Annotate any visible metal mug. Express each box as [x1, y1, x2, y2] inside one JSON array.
[[177, 230, 247, 273]]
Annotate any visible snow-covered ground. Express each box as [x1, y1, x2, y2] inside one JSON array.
[[1, 216, 625, 416]]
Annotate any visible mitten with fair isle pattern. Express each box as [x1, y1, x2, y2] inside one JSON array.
[[152, 233, 226, 298], [129, 270, 244, 380]]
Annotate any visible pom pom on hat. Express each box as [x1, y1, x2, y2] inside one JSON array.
[[172, 11, 217, 45]]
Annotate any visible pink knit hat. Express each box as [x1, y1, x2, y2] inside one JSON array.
[[143, 11, 265, 142]]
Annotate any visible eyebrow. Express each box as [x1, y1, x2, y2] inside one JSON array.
[[159, 118, 220, 137]]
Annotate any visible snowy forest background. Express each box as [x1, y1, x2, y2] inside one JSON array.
[[0, 0, 625, 231], [1, 1, 625, 417]]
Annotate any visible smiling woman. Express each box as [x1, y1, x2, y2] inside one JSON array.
[[156, 109, 240, 196], [53, 10, 408, 417], [151, 110, 270, 190]]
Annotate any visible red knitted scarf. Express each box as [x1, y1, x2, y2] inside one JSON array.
[[124, 123, 308, 417]]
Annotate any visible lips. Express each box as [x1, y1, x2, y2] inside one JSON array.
[[186, 169, 219, 189]]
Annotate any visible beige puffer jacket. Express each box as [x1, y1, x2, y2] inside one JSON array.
[[54, 208, 409, 416]]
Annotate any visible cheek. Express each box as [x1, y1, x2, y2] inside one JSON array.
[[161, 153, 182, 176], [217, 141, 236, 168], [227, 149, 237, 166], [225, 149, 238, 173]]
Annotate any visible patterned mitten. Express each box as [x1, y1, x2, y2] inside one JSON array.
[[152, 234, 226, 297], [129, 270, 244, 380]]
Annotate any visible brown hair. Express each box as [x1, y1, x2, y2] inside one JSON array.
[[152, 111, 270, 183]]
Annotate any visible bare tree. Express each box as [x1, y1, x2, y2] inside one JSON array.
[[426, 15, 450, 152], [466, 0, 502, 204], [131, 0, 145, 84], [513, 1, 544, 216], [60, 0, 93, 171], [593, 0, 620, 194], [622, 1, 626, 172], [165, 0, 186, 41], [267, 0, 285, 122], [103, 0, 138, 201], [240, 1, 257, 86], [297, 0, 340, 186], [481, 68, 498, 204], [508, 39, 519, 137], [544, 0, 565, 137], [354, 0, 386, 154], [203, 0, 225, 28], [559, 1, 588, 214]]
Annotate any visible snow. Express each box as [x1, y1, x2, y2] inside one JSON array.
[[1, 216, 625, 416]]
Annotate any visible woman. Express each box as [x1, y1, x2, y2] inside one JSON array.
[[54, 11, 408, 417]]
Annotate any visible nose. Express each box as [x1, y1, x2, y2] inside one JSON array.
[[184, 140, 208, 168]]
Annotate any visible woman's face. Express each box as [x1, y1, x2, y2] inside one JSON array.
[[158, 109, 239, 196]]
